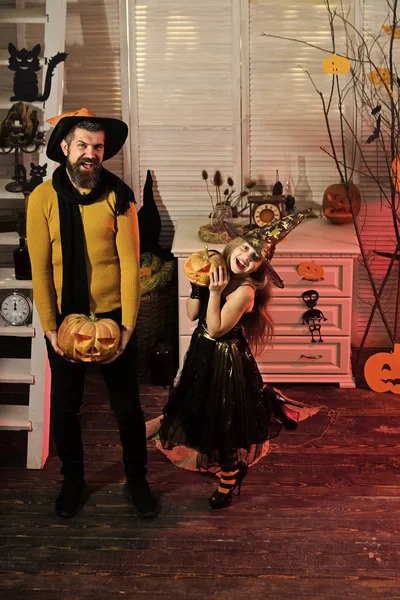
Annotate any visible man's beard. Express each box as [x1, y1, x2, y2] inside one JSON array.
[[66, 157, 102, 189]]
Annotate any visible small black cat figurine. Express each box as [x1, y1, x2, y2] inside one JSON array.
[[8, 43, 68, 103], [27, 163, 47, 192]]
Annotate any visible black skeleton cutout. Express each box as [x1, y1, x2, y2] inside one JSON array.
[[301, 289, 327, 343]]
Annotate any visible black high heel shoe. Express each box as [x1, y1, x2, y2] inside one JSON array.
[[267, 386, 303, 431], [209, 462, 248, 509]]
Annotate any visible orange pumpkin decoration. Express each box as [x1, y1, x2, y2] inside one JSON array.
[[322, 53, 351, 75], [383, 25, 400, 38], [58, 312, 120, 363], [368, 68, 392, 85], [297, 260, 324, 281], [184, 245, 227, 286], [46, 108, 95, 126], [322, 182, 361, 225], [364, 343, 400, 394]]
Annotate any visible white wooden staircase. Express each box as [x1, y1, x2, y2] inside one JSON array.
[[0, 0, 67, 468]]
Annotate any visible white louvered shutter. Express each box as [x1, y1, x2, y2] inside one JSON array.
[[130, 0, 240, 247], [61, 0, 123, 178], [244, 0, 350, 211]]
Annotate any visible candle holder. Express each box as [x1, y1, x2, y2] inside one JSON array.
[[0, 120, 46, 192]]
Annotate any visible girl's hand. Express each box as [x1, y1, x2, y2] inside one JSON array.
[[209, 265, 229, 294]]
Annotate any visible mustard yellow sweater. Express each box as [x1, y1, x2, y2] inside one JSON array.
[[26, 179, 141, 332]]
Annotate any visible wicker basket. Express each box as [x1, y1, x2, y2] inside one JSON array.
[[136, 256, 178, 380]]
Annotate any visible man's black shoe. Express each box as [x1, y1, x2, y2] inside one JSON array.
[[55, 479, 88, 518], [124, 478, 158, 518]]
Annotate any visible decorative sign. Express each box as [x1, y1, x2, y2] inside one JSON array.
[[364, 344, 400, 394], [297, 260, 324, 281]]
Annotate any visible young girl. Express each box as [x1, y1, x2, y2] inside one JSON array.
[[159, 211, 310, 509]]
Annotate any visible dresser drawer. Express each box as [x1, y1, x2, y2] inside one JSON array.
[[270, 297, 351, 336], [179, 334, 350, 375], [257, 336, 350, 374], [179, 257, 354, 298], [179, 296, 351, 336], [271, 257, 354, 297]]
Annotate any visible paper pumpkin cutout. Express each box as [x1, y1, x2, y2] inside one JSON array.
[[322, 182, 361, 224], [322, 53, 351, 75], [46, 107, 95, 126], [8, 43, 67, 103], [367, 68, 393, 96], [382, 25, 400, 38], [184, 246, 226, 286], [297, 260, 324, 281], [57, 313, 120, 363], [364, 344, 400, 393]]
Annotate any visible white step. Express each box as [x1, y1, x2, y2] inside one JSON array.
[[0, 92, 44, 110], [0, 404, 31, 431], [0, 316, 35, 337], [0, 358, 33, 384], [0, 8, 47, 24], [0, 180, 25, 201], [0, 267, 32, 289], [0, 49, 44, 67]]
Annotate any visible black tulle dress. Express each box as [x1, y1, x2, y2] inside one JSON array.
[[159, 290, 281, 471]]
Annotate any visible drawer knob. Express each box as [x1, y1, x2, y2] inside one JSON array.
[[300, 354, 323, 360]]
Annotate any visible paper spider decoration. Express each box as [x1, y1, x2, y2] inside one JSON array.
[[301, 290, 327, 343]]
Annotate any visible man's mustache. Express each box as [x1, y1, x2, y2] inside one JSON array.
[[76, 157, 101, 166]]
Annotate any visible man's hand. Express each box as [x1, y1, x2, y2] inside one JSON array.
[[100, 325, 135, 364], [45, 329, 64, 356]]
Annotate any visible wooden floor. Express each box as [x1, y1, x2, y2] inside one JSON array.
[[1, 370, 400, 600]]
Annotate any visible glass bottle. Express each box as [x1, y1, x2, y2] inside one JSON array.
[[150, 338, 175, 386], [13, 237, 32, 280]]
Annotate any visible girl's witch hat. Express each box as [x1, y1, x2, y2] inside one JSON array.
[[224, 210, 311, 288]]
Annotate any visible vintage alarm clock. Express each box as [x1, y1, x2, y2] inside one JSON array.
[[249, 195, 283, 227], [0, 289, 33, 326]]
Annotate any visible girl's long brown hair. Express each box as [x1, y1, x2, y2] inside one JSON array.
[[222, 238, 274, 355]]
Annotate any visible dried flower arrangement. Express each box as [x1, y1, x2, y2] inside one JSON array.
[[202, 169, 256, 216]]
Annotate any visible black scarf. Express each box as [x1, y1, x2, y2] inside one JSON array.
[[52, 163, 135, 319]]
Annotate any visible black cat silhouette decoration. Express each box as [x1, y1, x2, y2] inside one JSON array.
[[8, 43, 68, 103], [301, 289, 327, 343], [28, 163, 47, 192]]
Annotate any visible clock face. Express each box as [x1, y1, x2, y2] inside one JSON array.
[[253, 203, 281, 227], [0, 292, 32, 326]]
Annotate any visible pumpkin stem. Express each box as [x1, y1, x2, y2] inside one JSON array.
[[204, 244, 209, 259], [89, 312, 97, 322]]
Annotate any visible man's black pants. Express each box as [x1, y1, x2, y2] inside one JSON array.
[[45, 310, 147, 481]]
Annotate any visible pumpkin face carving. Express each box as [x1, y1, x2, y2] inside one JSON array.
[[184, 245, 227, 286], [364, 344, 400, 394], [322, 183, 361, 225], [58, 313, 120, 363], [297, 260, 324, 281], [322, 53, 351, 75]]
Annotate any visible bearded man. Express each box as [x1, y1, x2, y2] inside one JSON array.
[[27, 109, 158, 519]]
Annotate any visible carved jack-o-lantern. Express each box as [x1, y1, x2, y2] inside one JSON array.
[[58, 313, 120, 363], [364, 343, 400, 394], [322, 182, 361, 225], [297, 260, 324, 281], [184, 245, 227, 286], [322, 53, 351, 75]]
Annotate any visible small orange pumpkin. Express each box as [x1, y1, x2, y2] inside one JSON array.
[[322, 182, 361, 225], [58, 312, 120, 363], [364, 343, 400, 394], [184, 245, 227, 286], [297, 260, 324, 281], [322, 53, 351, 75]]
